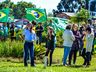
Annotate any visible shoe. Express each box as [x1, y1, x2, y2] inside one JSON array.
[[24, 63, 28, 67], [83, 64, 86, 67], [83, 65, 89, 68], [31, 64, 36, 67], [86, 63, 90, 67], [83, 63, 86, 65], [63, 64, 68, 66]]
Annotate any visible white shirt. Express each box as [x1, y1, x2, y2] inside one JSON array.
[[86, 33, 94, 52], [63, 30, 75, 47]]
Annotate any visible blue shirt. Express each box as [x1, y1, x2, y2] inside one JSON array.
[[23, 29, 36, 42], [3, 26, 8, 36]]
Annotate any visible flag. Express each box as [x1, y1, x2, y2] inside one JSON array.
[[8, 16, 14, 23], [26, 8, 47, 22], [47, 17, 68, 32], [0, 8, 10, 22]]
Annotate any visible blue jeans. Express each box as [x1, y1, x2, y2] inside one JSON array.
[[63, 46, 71, 65], [24, 41, 34, 66]]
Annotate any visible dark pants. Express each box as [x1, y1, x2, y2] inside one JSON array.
[[79, 41, 83, 56], [45, 48, 54, 66], [81, 48, 86, 60], [24, 41, 34, 66], [69, 50, 78, 65], [11, 37, 16, 41], [83, 52, 91, 65], [36, 35, 42, 45]]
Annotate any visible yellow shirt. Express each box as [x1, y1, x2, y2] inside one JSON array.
[[83, 36, 86, 48], [32, 26, 36, 32]]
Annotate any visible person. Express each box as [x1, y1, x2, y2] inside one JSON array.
[[81, 30, 87, 65], [36, 22, 44, 45], [79, 26, 85, 56], [83, 27, 94, 67], [69, 24, 81, 65], [3, 23, 8, 40], [62, 25, 75, 66], [44, 26, 56, 67], [0, 25, 4, 41], [23, 23, 36, 67], [31, 21, 36, 31], [10, 23, 16, 41], [48, 20, 56, 33]]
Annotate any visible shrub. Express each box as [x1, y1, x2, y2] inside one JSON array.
[[0, 40, 23, 57], [0, 40, 46, 60], [56, 31, 63, 47]]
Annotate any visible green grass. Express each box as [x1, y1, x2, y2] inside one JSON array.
[[0, 48, 96, 72]]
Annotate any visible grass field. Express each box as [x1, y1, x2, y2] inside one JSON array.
[[0, 48, 96, 72]]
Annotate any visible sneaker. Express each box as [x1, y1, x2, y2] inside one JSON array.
[[24, 63, 28, 67], [83, 63, 86, 65], [24, 65, 28, 67], [63, 64, 68, 66], [31, 64, 36, 67]]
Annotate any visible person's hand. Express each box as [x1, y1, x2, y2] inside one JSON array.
[[37, 29, 40, 31]]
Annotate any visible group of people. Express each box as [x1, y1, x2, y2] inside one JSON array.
[[23, 20, 56, 67], [0, 22, 23, 41], [0, 23, 8, 41], [1, 19, 95, 68], [23, 19, 96, 68], [63, 24, 94, 67]]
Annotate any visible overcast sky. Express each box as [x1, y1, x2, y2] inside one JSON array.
[[0, 0, 60, 13]]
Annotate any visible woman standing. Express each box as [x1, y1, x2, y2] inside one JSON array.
[[83, 27, 94, 67], [44, 26, 56, 67], [63, 25, 75, 66], [23, 23, 36, 67], [69, 24, 81, 65]]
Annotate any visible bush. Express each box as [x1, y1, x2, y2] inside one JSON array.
[[0, 40, 23, 57], [34, 44, 46, 60], [42, 30, 64, 48], [42, 31, 47, 42], [0, 40, 46, 60], [56, 31, 63, 47]]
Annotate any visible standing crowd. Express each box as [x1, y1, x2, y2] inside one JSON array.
[[0, 20, 96, 68], [63, 24, 94, 67], [22, 19, 96, 68]]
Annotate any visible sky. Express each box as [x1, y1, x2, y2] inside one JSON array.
[[0, 0, 60, 13]]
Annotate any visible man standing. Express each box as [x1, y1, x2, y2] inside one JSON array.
[[36, 22, 44, 45], [23, 23, 36, 67], [10, 23, 16, 41]]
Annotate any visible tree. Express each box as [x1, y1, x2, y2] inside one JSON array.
[[13, 1, 36, 19], [56, 0, 84, 13], [70, 8, 90, 24], [48, 12, 53, 17], [0, 1, 36, 19]]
